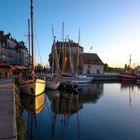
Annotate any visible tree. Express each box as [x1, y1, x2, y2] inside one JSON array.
[[104, 63, 109, 72], [35, 63, 43, 72]]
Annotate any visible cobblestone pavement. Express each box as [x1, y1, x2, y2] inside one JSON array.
[[0, 79, 17, 140]]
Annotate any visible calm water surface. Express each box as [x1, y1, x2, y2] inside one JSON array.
[[21, 82, 140, 140]]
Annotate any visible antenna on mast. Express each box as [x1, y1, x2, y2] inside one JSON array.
[[129, 55, 131, 68]]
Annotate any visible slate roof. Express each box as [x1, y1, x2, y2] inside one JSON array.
[[81, 53, 104, 65]]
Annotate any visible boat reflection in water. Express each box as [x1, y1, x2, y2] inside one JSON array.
[[121, 82, 140, 90], [46, 83, 103, 138], [20, 92, 46, 139], [46, 89, 82, 138], [77, 83, 103, 103], [120, 82, 140, 106]]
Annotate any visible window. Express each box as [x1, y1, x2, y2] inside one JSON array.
[[97, 69, 100, 74], [88, 65, 92, 68]]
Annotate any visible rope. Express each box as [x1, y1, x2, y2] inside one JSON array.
[[34, 23, 43, 65]]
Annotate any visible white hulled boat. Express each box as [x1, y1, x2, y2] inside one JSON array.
[[46, 75, 60, 90], [46, 26, 60, 90], [19, 0, 45, 96], [63, 74, 93, 84]]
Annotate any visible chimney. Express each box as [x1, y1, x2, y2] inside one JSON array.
[[0, 31, 4, 39]]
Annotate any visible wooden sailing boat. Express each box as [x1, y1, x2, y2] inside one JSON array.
[[62, 29, 93, 84], [46, 25, 60, 90], [20, 0, 46, 96]]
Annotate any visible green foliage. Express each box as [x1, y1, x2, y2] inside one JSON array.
[[104, 63, 123, 73], [35, 63, 50, 73], [104, 63, 109, 72]]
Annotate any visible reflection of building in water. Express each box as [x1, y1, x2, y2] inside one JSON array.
[[77, 83, 103, 103], [46, 84, 103, 137], [46, 90, 82, 137], [20, 93, 46, 139]]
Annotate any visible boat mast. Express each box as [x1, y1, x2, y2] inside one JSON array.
[[51, 25, 55, 75], [51, 25, 61, 74], [28, 19, 31, 69], [68, 37, 73, 74], [61, 22, 64, 73], [76, 28, 80, 74], [30, 0, 34, 72]]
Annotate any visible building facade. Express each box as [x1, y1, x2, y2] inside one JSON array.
[[49, 40, 83, 74], [0, 30, 29, 66], [81, 53, 104, 74], [49, 40, 104, 75]]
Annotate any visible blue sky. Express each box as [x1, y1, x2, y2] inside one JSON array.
[[1, 0, 140, 68]]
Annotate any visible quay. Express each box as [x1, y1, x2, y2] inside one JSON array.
[[92, 73, 121, 81], [0, 79, 17, 140]]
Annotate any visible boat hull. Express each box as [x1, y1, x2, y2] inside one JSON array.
[[63, 75, 93, 84], [121, 74, 136, 82], [20, 78, 46, 96], [59, 81, 78, 93], [46, 81, 60, 90]]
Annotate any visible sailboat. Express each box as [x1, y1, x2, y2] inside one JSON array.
[[62, 29, 93, 84], [46, 26, 60, 90], [19, 0, 46, 96], [46, 76, 60, 90]]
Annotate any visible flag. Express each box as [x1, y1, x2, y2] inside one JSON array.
[[90, 46, 92, 50]]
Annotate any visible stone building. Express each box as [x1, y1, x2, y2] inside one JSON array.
[[0, 30, 29, 78], [0, 30, 29, 66], [49, 40, 104, 74], [49, 40, 83, 74], [15, 41, 29, 66]]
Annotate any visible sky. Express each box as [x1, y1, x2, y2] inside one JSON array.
[[0, 0, 140, 68]]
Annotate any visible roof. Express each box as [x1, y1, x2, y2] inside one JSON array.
[[55, 41, 83, 49], [81, 53, 104, 65]]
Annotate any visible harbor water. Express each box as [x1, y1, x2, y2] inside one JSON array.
[[20, 82, 140, 140]]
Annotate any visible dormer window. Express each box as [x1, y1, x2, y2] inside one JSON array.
[[8, 33, 12, 39]]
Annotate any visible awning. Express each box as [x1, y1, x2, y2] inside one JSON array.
[[0, 59, 4, 65], [10, 65, 16, 70], [12, 65, 28, 70]]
